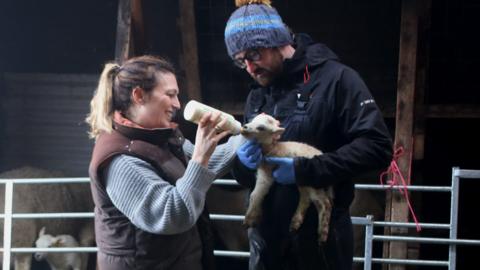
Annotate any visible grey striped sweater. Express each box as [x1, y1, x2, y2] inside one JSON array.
[[105, 135, 245, 235]]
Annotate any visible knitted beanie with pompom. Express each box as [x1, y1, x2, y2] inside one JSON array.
[[224, 0, 293, 58]]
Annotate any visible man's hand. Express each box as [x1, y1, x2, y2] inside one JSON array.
[[264, 157, 296, 185], [236, 140, 262, 170]]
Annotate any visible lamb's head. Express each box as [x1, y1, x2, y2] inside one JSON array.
[[34, 227, 61, 261], [241, 113, 285, 145]]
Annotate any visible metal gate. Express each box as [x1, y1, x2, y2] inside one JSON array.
[[2, 167, 480, 269]]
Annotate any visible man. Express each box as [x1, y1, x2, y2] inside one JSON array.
[[225, 1, 393, 270]]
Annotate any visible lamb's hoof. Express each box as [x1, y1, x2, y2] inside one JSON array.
[[317, 233, 329, 246], [289, 220, 301, 232], [289, 216, 304, 232]]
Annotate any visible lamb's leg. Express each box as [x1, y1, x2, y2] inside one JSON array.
[[320, 195, 333, 243], [311, 190, 333, 244], [244, 166, 274, 227], [80, 253, 89, 270], [14, 254, 32, 270], [71, 253, 85, 270], [73, 259, 82, 270], [290, 187, 311, 232]]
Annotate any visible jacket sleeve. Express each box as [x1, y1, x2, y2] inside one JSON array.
[[182, 135, 246, 178], [105, 155, 216, 235], [295, 67, 393, 187], [231, 157, 257, 189]]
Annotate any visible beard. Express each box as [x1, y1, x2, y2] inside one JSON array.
[[250, 50, 284, 87], [251, 68, 277, 86]]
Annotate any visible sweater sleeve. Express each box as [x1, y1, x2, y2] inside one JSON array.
[[295, 67, 393, 187], [182, 134, 246, 178], [105, 154, 215, 235]]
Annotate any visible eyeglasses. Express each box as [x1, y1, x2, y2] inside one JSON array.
[[233, 49, 262, 69]]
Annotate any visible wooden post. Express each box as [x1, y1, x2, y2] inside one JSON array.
[[115, 0, 145, 64], [115, 0, 133, 63], [409, 0, 432, 262], [383, 0, 419, 269], [178, 0, 202, 102], [131, 0, 146, 55]]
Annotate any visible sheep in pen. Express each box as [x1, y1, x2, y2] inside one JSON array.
[[0, 166, 95, 270]]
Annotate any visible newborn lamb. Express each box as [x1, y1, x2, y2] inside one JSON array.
[[34, 227, 86, 270], [241, 113, 334, 244]]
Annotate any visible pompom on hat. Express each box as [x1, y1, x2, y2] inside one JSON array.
[[224, 0, 293, 58]]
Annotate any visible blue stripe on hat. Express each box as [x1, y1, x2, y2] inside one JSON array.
[[226, 14, 283, 29], [225, 24, 286, 37], [225, 14, 284, 35]]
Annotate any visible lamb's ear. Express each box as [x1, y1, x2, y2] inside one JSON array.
[[39, 227, 46, 237]]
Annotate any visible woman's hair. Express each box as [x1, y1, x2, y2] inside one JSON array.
[[86, 55, 175, 139]]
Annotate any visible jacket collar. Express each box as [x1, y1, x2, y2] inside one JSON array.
[[283, 33, 339, 75], [113, 122, 177, 147]]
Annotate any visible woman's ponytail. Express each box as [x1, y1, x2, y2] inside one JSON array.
[[85, 63, 119, 139]]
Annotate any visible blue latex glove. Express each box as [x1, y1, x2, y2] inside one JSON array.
[[264, 157, 296, 185], [236, 140, 263, 170]]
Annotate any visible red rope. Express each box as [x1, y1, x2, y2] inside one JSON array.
[[303, 64, 310, 84], [380, 147, 422, 232]]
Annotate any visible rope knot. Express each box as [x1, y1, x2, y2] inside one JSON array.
[[379, 146, 422, 232]]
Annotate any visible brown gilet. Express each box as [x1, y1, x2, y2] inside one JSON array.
[[88, 123, 215, 270]]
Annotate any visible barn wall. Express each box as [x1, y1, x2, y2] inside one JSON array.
[[0, 0, 118, 74], [0, 73, 96, 176]]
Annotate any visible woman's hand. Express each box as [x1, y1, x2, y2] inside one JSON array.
[[191, 112, 231, 167]]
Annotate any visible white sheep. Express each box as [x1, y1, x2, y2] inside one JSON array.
[[34, 227, 86, 270], [241, 113, 334, 244]]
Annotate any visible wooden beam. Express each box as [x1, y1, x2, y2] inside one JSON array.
[[115, 0, 133, 63], [380, 104, 480, 119], [383, 0, 418, 269], [425, 104, 480, 118], [131, 0, 146, 55], [178, 0, 202, 102]]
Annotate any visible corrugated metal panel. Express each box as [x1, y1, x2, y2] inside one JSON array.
[[0, 73, 98, 176]]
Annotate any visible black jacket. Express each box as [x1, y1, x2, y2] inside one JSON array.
[[232, 33, 393, 270], [233, 33, 392, 210]]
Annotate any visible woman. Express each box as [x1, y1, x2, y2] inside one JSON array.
[[85, 55, 244, 270]]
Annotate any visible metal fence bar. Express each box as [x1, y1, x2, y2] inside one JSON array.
[[363, 215, 374, 270], [449, 167, 461, 270], [214, 180, 454, 192], [0, 178, 90, 184], [4, 247, 99, 253], [1, 178, 456, 192], [212, 179, 241, 186], [354, 184, 451, 192], [373, 235, 480, 245], [454, 169, 480, 179], [371, 258, 449, 266], [214, 250, 250, 258], [2, 181, 13, 270], [209, 214, 244, 221], [0, 247, 250, 258], [373, 221, 450, 229], [0, 212, 95, 219]]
